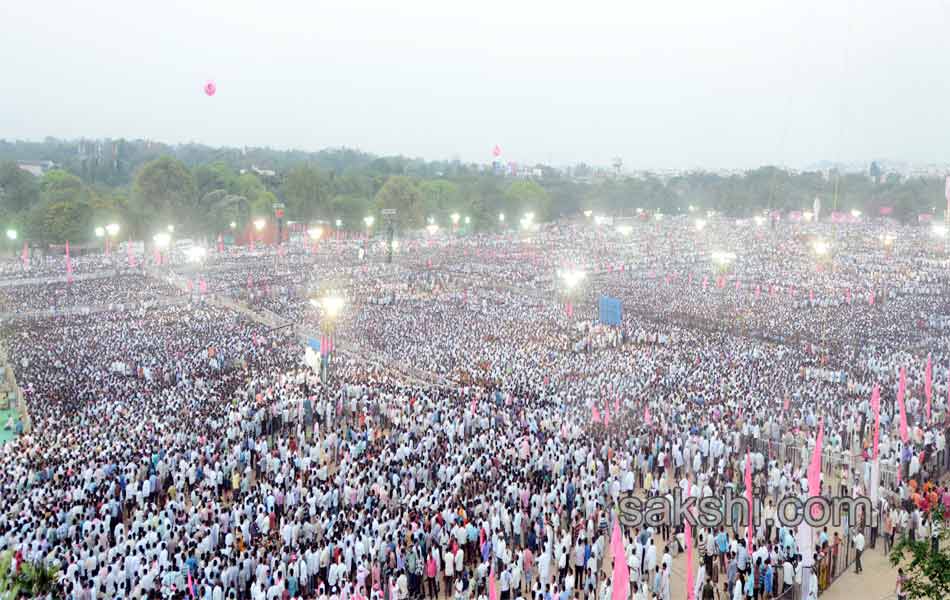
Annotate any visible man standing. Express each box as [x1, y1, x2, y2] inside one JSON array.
[[852, 529, 865, 574]]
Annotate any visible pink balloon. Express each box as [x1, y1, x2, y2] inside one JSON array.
[[204, 81, 216, 96]]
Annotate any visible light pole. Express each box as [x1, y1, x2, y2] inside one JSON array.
[[310, 294, 344, 383]]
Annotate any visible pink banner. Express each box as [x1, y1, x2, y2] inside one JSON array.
[[871, 385, 881, 459], [898, 367, 909, 442], [807, 419, 824, 519], [611, 515, 630, 600], [65, 241, 73, 282], [744, 452, 753, 550], [879, 206, 893, 216], [926, 356, 933, 423]]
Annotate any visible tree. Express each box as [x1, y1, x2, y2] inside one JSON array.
[[194, 162, 237, 199], [504, 180, 552, 221], [418, 180, 463, 218], [281, 164, 330, 221], [39, 170, 84, 205], [131, 157, 197, 233], [27, 198, 94, 244], [374, 176, 424, 228], [0, 162, 39, 216], [890, 508, 950, 600]]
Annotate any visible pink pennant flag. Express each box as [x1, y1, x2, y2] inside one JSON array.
[[566, 302, 573, 318], [614, 395, 620, 413], [845, 288, 852, 304], [925, 356, 933, 423], [153, 246, 161, 265], [127, 240, 136, 267], [592, 405, 602, 424], [610, 515, 630, 600], [186, 279, 194, 293], [807, 419, 824, 519], [809, 289, 815, 303], [65, 240, 73, 282], [187, 570, 196, 598], [735, 278, 740, 291], [644, 404, 652, 426], [716, 275, 725, 288], [21, 242, 28, 268], [898, 367, 909, 443], [604, 404, 611, 427], [744, 452, 753, 550], [488, 562, 498, 600], [105, 237, 111, 257], [688, 273, 693, 285], [199, 279, 207, 294], [871, 385, 881, 459], [755, 285, 761, 299], [869, 290, 875, 305], [685, 513, 695, 600], [217, 233, 224, 253], [702, 276, 708, 289]]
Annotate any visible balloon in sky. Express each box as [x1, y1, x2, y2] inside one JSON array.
[[204, 81, 216, 96], [492, 144, 501, 157]]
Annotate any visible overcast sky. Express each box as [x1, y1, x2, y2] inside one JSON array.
[[2, 1, 948, 169]]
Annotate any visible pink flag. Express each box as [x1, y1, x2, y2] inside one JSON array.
[[871, 385, 881, 459], [644, 404, 652, 426], [592, 405, 602, 424], [604, 404, 611, 427], [187, 569, 196, 598], [65, 241, 73, 282], [925, 356, 933, 423], [488, 562, 497, 600], [127, 240, 136, 268], [566, 302, 573, 318], [105, 237, 111, 257], [755, 285, 761, 299], [869, 290, 875, 305], [809, 289, 815, 303], [685, 514, 695, 600], [186, 280, 194, 292], [153, 246, 161, 265], [21, 242, 28, 268], [744, 452, 753, 550], [783, 396, 790, 411], [610, 515, 630, 600], [702, 276, 708, 289], [807, 419, 824, 519], [217, 233, 224, 253], [845, 288, 852, 304], [735, 278, 740, 291], [199, 279, 207, 294], [898, 367, 909, 443]]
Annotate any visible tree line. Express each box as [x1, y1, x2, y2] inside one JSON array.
[[0, 138, 944, 244]]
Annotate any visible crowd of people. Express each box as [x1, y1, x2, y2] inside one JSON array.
[[0, 215, 947, 600]]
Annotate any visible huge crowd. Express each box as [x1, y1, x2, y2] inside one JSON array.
[[0, 216, 947, 600]]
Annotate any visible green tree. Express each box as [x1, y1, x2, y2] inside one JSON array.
[[504, 180, 552, 221], [27, 199, 94, 243], [418, 180, 463, 218], [374, 176, 424, 228], [39, 170, 85, 205], [0, 162, 40, 215], [890, 508, 950, 600], [131, 157, 197, 233], [281, 164, 330, 222], [194, 162, 237, 199]]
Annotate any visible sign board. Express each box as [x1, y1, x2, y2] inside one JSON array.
[[381, 209, 397, 216], [598, 296, 623, 326]]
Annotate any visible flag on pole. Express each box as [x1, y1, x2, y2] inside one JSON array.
[[744, 452, 753, 550], [127, 240, 136, 268], [807, 419, 824, 519], [925, 356, 933, 423], [217, 233, 224, 253], [610, 515, 630, 600], [488, 561, 497, 600], [685, 513, 695, 600], [21, 242, 28, 269], [604, 404, 610, 427], [65, 241, 73, 282], [592, 405, 601, 424], [644, 404, 652, 426], [871, 385, 881, 459], [898, 367, 909, 443]]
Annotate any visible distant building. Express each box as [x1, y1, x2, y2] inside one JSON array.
[[16, 160, 56, 177]]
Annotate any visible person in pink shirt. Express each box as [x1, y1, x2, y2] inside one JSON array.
[[426, 555, 438, 598]]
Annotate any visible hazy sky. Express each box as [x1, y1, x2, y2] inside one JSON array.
[[2, 1, 948, 169]]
